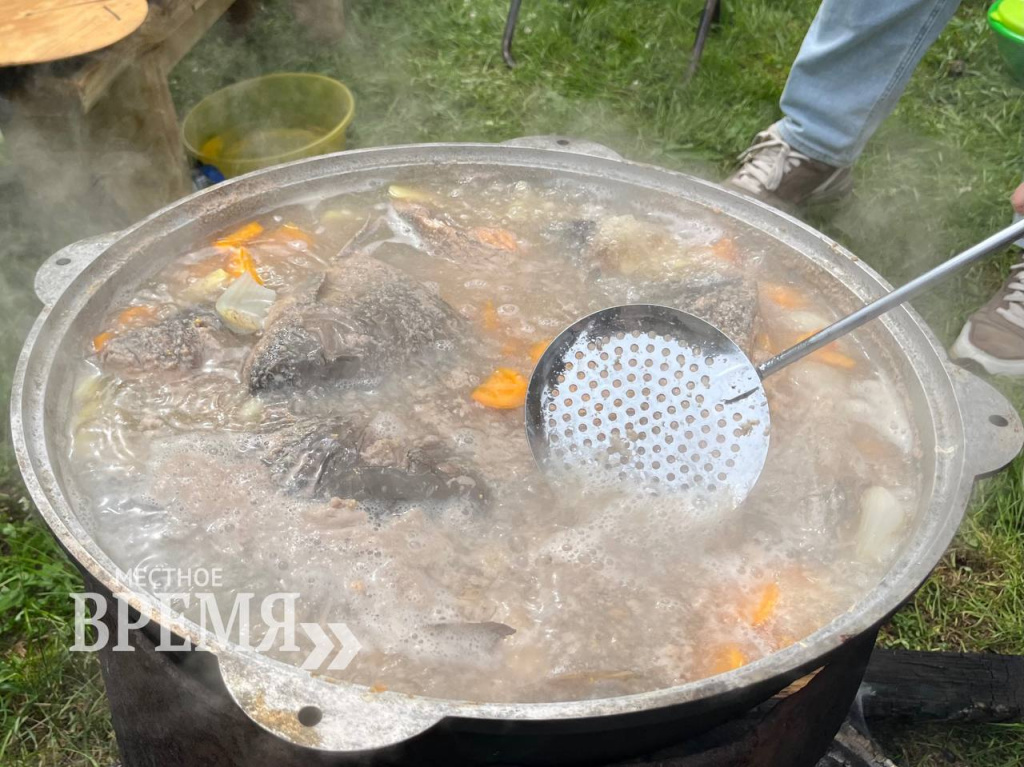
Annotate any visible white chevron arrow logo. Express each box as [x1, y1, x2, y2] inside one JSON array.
[[299, 622, 362, 671]]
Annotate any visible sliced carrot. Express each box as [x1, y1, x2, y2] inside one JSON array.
[[481, 300, 501, 332], [473, 227, 519, 252], [710, 237, 740, 264], [529, 339, 551, 363], [215, 221, 264, 249], [751, 582, 781, 627], [92, 331, 115, 352], [761, 283, 806, 310], [116, 305, 158, 327], [225, 246, 263, 285], [369, 683, 389, 693], [815, 347, 857, 369], [794, 332, 857, 370], [472, 368, 528, 409], [709, 645, 747, 675]]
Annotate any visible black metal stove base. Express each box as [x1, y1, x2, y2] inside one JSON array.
[[87, 571, 877, 767], [609, 641, 878, 767]]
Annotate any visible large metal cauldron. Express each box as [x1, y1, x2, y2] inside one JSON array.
[[11, 138, 1024, 765]]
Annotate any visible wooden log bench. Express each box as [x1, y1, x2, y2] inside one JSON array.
[[861, 648, 1024, 724], [612, 646, 1024, 767]]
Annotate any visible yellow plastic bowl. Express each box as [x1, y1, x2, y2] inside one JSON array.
[[181, 73, 355, 178]]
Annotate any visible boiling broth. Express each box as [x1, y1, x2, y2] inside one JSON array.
[[67, 169, 919, 702]]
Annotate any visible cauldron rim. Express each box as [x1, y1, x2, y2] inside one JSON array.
[[12, 140, 1021, 752]]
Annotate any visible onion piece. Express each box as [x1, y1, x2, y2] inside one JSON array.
[[855, 486, 906, 562], [184, 268, 231, 303], [215, 273, 276, 335], [388, 184, 432, 203]]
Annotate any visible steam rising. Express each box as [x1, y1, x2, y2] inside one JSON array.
[[3, 0, 1018, 472], [0, 183, 45, 468]]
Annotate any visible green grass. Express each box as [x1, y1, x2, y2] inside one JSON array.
[[0, 465, 115, 765], [877, 722, 1024, 767], [1, 0, 1023, 764]]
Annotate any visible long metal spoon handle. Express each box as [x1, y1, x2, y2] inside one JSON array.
[[756, 218, 1024, 380]]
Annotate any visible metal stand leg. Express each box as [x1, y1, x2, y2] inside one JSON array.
[[503, 0, 523, 68], [502, 0, 722, 76], [685, 0, 721, 83]]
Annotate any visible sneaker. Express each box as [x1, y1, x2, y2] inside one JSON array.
[[725, 123, 854, 209], [951, 256, 1024, 376]]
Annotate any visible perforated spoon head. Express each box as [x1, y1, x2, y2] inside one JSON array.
[[526, 305, 771, 513]]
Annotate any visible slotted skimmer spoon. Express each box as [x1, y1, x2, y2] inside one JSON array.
[[526, 218, 1024, 511]]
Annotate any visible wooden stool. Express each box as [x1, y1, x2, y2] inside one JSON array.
[[0, 0, 148, 67], [0, 0, 236, 238]]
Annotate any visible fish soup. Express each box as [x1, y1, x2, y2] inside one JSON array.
[[68, 169, 918, 702]]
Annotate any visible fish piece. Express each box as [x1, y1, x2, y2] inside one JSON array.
[[420, 621, 516, 655], [390, 621, 516, 665], [259, 416, 488, 512], [599, 274, 761, 353], [545, 219, 597, 260], [843, 378, 915, 455], [390, 199, 516, 265], [243, 255, 463, 392], [585, 214, 693, 277], [99, 313, 218, 372], [572, 214, 761, 350], [663, 276, 760, 351], [313, 197, 388, 256]]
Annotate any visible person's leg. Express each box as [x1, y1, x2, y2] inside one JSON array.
[[727, 0, 963, 206], [778, 0, 962, 168], [952, 182, 1024, 375]]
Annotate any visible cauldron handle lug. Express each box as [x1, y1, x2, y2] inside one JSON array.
[[949, 364, 1023, 478], [217, 650, 445, 752], [34, 230, 123, 307], [500, 135, 625, 161]]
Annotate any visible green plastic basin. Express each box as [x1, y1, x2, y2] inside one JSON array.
[[989, 0, 1024, 84], [181, 73, 355, 178]]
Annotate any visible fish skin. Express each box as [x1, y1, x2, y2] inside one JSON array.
[[571, 214, 762, 351], [242, 255, 463, 392], [99, 312, 219, 373], [258, 415, 488, 513], [389, 199, 513, 266]]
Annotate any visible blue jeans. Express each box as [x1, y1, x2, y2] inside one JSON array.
[[777, 0, 962, 168]]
